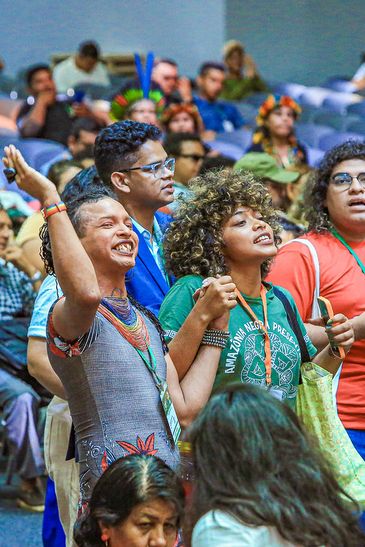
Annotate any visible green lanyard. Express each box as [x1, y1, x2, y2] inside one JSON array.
[[330, 228, 365, 275], [135, 346, 165, 391]]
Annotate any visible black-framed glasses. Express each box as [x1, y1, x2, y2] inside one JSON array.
[[330, 172, 365, 189], [122, 157, 175, 178], [177, 154, 205, 162]]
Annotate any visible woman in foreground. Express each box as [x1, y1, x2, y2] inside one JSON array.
[[75, 454, 184, 547], [186, 384, 364, 546]]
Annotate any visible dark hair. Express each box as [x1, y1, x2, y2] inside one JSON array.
[[94, 120, 161, 186], [163, 132, 203, 157], [185, 384, 364, 546], [26, 63, 51, 87], [200, 156, 235, 174], [47, 159, 83, 190], [154, 58, 178, 68], [40, 167, 115, 275], [78, 41, 99, 59], [70, 117, 102, 139], [305, 140, 365, 232], [74, 455, 184, 547], [199, 62, 225, 77], [164, 169, 281, 279]]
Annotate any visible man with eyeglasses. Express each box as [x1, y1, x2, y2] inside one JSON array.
[[163, 132, 206, 214], [92, 120, 177, 315]]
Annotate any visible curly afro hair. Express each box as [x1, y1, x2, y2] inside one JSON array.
[[164, 169, 281, 279], [94, 120, 161, 186], [304, 140, 365, 232]]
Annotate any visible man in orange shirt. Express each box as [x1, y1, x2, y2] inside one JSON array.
[[268, 142, 365, 466]]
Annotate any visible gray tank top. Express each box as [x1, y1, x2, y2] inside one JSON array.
[[48, 307, 180, 504]]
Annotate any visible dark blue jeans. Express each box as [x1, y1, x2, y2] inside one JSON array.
[[346, 428, 365, 530]]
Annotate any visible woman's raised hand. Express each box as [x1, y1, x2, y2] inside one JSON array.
[[2, 144, 59, 204]]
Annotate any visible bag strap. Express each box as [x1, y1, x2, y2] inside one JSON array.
[[272, 286, 310, 364], [284, 238, 321, 318]]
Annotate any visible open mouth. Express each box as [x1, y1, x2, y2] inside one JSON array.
[[113, 241, 134, 255], [254, 232, 273, 244], [348, 199, 365, 208]]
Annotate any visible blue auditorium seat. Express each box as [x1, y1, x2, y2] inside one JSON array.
[[295, 123, 334, 148], [318, 132, 364, 152]]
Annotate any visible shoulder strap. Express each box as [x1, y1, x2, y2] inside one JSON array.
[[272, 286, 310, 364], [284, 238, 321, 318]]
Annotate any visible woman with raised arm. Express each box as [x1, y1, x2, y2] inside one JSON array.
[[2, 145, 236, 510]]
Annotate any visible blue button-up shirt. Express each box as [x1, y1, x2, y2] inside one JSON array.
[[193, 96, 244, 133], [132, 217, 169, 285]]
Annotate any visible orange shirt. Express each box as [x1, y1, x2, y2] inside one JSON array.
[[267, 231, 365, 430]]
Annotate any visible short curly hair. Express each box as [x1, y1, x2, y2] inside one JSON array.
[[164, 169, 281, 279], [304, 140, 365, 232], [94, 120, 161, 186]]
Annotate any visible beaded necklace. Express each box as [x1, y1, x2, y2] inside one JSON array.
[[99, 296, 150, 350]]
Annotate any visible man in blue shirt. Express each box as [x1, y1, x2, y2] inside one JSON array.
[[194, 62, 244, 135]]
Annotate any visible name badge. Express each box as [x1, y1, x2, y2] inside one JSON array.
[[160, 381, 181, 445]]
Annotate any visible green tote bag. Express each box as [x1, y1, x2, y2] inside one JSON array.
[[296, 362, 365, 508]]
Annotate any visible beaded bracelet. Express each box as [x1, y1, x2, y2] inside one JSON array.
[[42, 201, 67, 220], [201, 329, 230, 349]]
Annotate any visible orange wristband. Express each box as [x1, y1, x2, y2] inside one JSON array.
[[42, 202, 67, 220]]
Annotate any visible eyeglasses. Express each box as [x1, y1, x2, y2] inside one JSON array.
[[177, 154, 205, 162], [122, 157, 175, 178], [330, 172, 365, 189]]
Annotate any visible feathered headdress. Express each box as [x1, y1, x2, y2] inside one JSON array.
[[111, 52, 165, 121]]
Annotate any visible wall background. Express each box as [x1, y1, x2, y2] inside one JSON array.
[[2, 0, 364, 85], [225, 0, 365, 85]]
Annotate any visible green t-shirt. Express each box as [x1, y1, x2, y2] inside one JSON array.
[[220, 76, 267, 101], [159, 275, 316, 408]]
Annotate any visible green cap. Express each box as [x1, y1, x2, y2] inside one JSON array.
[[234, 153, 300, 185]]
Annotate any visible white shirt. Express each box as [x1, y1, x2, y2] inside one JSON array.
[[192, 510, 299, 547], [53, 56, 110, 92]]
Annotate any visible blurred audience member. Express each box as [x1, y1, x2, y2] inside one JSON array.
[[0, 187, 34, 218], [110, 81, 164, 126], [152, 58, 192, 105], [221, 40, 267, 101], [200, 155, 235, 174], [161, 103, 203, 135], [234, 152, 304, 243], [194, 62, 244, 136], [53, 41, 110, 93], [186, 384, 365, 546], [163, 132, 205, 211], [75, 455, 184, 547], [249, 94, 307, 167], [0, 204, 46, 511], [234, 152, 300, 211], [16, 160, 83, 275], [40, 116, 101, 174], [17, 64, 100, 145]]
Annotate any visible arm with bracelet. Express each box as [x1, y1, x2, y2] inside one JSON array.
[[2, 144, 101, 342]]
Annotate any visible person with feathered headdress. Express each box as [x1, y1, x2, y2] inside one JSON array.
[[248, 94, 308, 167], [110, 53, 165, 127]]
